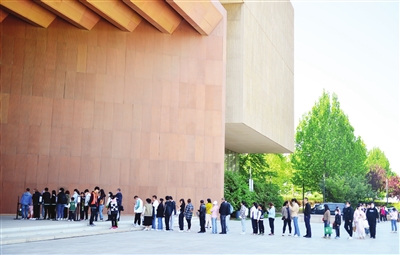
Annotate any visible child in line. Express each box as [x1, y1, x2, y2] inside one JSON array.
[[68, 197, 76, 221], [258, 205, 265, 236], [333, 208, 341, 239], [108, 193, 119, 229]]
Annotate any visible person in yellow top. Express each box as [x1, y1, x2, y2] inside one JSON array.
[[205, 198, 213, 229]]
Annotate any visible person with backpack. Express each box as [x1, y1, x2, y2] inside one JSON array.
[[56, 188, 67, 221], [333, 208, 341, 239], [88, 186, 100, 226], [239, 201, 248, 235]]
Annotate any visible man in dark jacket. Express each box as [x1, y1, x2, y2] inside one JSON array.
[[116, 188, 123, 221], [32, 189, 42, 220], [342, 201, 354, 239], [219, 198, 230, 234], [303, 197, 312, 238], [366, 202, 379, 239], [56, 188, 67, 220], [164, 196, 174, 231], [198, 200, 206, 233], [42, 187, 51, 220]]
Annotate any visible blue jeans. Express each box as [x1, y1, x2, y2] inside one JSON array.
[[212, 217, 218, 233], [220, 215, 227, 233], [21, 204, 29, 219], [241, 218, 246, 233], [98, 205, 104, 220], [152, 214, 157, 229], [293, 216, 300, 236], [391, 220, 397, 232], [56, 204, 64, 219], [157, 217, 163, 230]]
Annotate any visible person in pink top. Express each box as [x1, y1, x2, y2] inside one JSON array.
[[210, 201, 219, 234]]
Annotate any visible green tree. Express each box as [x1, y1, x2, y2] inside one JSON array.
[[239, 154, 275, 182], [291, 91, 368, 201], [365, 147, 393, 176], [265, 154, 294, 195]]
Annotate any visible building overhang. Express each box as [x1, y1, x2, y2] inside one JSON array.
[[225, 123, 292, 154]]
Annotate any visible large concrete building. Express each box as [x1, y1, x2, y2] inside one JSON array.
[[0, 0, 293, 213]]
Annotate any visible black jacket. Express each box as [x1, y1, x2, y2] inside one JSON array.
[[334, 214, 341, 226], [198, 204, 206, 218], [164, 201, 174, 215], [57, 192, 67, 205], [42, 191, 51, 204], [219, 201, 230, 216], [32, 191, 42, 205], [157, 203, 164, 218], [343, 206, 354, 221], [366, 207, 379, 222], [304, 203, 311, 216]]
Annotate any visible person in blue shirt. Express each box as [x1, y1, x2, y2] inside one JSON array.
[[20, 188, 32, 220]]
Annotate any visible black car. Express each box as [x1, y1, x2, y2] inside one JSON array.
[[311, 203, 345, 216]]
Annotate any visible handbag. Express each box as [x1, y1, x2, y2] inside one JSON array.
[[281, 216, 285, 220], [324, 225, 333, 235]]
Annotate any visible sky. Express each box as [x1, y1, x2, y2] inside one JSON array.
[[291, 0, 399, 174]]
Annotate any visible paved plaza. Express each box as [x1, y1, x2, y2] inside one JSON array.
[[1, 214, 398, 254]]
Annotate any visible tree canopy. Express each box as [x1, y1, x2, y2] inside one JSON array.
[[291, 91, 368, 201], [365, 147, 393, 176]]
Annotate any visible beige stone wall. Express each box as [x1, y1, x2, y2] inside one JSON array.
[[224, 1, 294, 153]]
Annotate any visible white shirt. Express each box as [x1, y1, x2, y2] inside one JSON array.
[[152, 200, 159, 210]]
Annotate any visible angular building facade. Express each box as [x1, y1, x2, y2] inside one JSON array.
[[0, 0, 293, 213]]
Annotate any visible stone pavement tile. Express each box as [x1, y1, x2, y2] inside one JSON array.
[[2, 217, 399, 254]]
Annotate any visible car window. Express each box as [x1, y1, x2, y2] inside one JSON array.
[[317, 204, 324, 210]]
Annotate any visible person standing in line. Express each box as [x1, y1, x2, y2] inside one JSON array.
[[281, 201, 292, 236], [389, 208, 398, 233], [267, 203, 275, 236], [56, 188, 67, 221], [68, 197, 76, 221], [20, 188, 32, 220], [133, 195, 143, 227], [72, 189, 80, 221], [185, 198, 194, 232], [333, 208, 341, 239], [225, 200, 233, 233], [250, 202, 259, 235], [322, 204, 331, 239], [156, 198, 164, 231], [164, 196, 174, 231], [211, 201, 219, 234], [303, 197, 312, 238], [258, 204, 265, 236], [42, 188, 51, 220], [116, 188, 123, 221], [169, 196, 177, 231], [342, 201, 354, 239], [79, 192, 86, 221], [152, 195, 159, 230], [353, 203, 366, 239], [366, 202, 379, 239], [219, 198, 229, 234], [143, 198, 153, 231], [198, 200, 206, 233], [108, 193, 119, 229], [178, 198, 185, 232], [50, 190, 57, 220], [88, 187, 100, 226], [84, 189, 91, 221], [205, 198, 212, 229], [32, 189, 42, 220], [98, 189, 106, 221], [63, 190, 70, 220], [289, 198, 300, 237], [364, 203, 371, 236], [239, 201, 248, 235]]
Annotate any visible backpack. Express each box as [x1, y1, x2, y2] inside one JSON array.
[[60, 193, 67, 204], [229, 203, 234, 214]]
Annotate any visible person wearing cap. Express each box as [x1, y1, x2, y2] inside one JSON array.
[[210, 201, 219, 234], [198, 200, 206, 233]]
